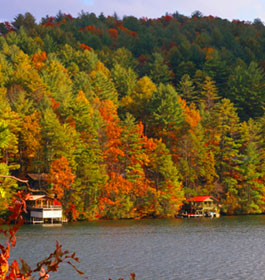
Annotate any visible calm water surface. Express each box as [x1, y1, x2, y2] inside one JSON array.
[[6, 216, 265, 280]]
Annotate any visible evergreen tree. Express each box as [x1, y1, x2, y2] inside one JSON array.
[[147, 84, 184, 143], [203, 51, 229, 96], [177, 123, 216, 197], [111, 63, 137, 98], [121, 76, 156, 124], [238, 142, 265, 213], [146, 140, 184, 216], [237, 119, 265, 213], [149, 52, 172, 84], [71, 91, 107, 219], [200, 76, 220, 110], [89, 68, 118, 103], [212, 99, 242, 213], [12, 12, 36, 30], [177, 74, 197, 105], [41, 108, 78, 171], [227, 61, 265, 120]]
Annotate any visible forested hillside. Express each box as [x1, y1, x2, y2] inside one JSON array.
[[0, 11, 264, 219]]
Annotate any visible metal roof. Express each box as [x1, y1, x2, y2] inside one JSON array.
[[187, 196, 218, 202], [27, 173, 48, 181], [27, 195, 47, 200]]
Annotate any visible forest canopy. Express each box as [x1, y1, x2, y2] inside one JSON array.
[[0, 10, 264, 219]]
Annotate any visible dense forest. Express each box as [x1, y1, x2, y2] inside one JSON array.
[[0, 10, 264, 220]]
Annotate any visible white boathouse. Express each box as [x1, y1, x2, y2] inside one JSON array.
[[26, 195, 62, 224]]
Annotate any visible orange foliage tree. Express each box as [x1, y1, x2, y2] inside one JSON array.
[[47, 156, 75, 220], [19, 111, 41, 172], [80, 43, 91, 51], [97, 99, 126, 217], [98, 99, 124, 172], [31, 51, 47, 71]]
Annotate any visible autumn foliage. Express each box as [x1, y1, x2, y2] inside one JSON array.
[[0, 9, 264, 221], [48, 156, 74, 200]]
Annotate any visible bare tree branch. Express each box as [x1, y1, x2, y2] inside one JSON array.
[[0, 174, 29, 184], [0, 174, 49, 194]]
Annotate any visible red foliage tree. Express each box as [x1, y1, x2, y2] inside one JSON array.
[[108, 28, 118, 39]]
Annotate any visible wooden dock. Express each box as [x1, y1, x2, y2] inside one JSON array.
[[181, 213, 204, 218]]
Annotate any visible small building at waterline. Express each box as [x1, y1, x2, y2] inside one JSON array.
[[181, 196, 220, 218], [26, 195, 62, 224]]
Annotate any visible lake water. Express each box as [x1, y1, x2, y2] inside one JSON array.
[[6, 216, 265, 280]]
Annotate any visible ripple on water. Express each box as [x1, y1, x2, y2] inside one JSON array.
[[7, 216, 265, 280]]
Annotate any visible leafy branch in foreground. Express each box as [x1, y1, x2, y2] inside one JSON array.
[[0, 191, 85, 280]]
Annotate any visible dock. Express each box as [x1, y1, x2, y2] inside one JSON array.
[[181, 213, 204, 218], [26, 195, 63, 224]]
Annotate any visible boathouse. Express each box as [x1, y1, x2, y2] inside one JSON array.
[[181, 196, 220, 217], [26, 194, 62, 224]]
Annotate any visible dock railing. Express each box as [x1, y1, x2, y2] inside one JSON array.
[[28, 205, 62, 210]]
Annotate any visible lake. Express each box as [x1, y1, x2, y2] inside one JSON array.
[[6, 216, 265, 280]]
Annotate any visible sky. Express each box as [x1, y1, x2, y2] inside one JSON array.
[[0, 0, 265, 23]]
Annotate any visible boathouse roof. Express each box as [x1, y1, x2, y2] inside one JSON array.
[[28, 194, 47, 200], [187, 196, 218, 202], [27, 173, 48, 181], [27, 195, 61, 205], [27, 194, 55, 201]]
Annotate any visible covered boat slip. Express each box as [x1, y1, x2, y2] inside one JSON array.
[[26, 195, 63, 224], [29, 207, 63, 224], [180, 196, 221, 218]]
